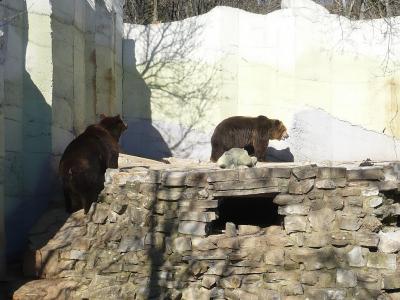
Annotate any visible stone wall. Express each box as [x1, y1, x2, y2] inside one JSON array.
[[16, 162, 400, 299], [0, 0, 124, 259]]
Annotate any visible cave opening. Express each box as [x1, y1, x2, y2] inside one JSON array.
[[210, 195, 282, 233]]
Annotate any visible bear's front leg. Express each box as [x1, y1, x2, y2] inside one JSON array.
[[254, 140, 268, 162]]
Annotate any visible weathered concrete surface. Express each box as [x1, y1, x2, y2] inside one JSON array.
[[0, 0, 124, 259], [123, 0, 400, 161]]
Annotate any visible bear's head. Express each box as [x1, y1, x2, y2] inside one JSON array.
[[270, 119, 289, 141], [99, 114, 128, 140]]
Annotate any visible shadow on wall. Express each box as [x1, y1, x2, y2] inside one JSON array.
[[266, 147, 294, 162], [4, 1, 52, 261], [122, 18, 219, 160], [121, 39, 171, 160]]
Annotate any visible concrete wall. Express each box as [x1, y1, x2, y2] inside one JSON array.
[[123, 0, 400, 162], [0, 0, 124, 260], [0, 25, 6, 279]]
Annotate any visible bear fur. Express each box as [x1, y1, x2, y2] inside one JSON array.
[[210, 115, 288, 162], [59, 114, 127, 213]]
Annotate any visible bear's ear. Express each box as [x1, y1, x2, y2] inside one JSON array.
[[100, 114, 106, 120], [274, 120, 281, 126]]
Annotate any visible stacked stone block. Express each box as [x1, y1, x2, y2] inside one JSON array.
[[16, 163, 400, 299]]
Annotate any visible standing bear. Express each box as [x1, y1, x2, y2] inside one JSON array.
[[210, 115, 288, 162], [59, 114, 127, 213]]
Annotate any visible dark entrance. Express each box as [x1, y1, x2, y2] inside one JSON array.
[[211, 195, 282, 233]]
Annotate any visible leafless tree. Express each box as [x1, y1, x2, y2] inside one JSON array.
[[127, 18, 220, 157]]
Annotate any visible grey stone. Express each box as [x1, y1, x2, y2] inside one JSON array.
[[118, 236, 145, 252], [110, 200, 126, 214], [367, 196, 383, 208], [91, 204, 109, 224], [347, 246, 366, 267], [341, 187, 361, 196], [216, 237, 239, 249], [284, 215, 308, 233], [238, 225, 260, 235], [347, 168, 384, 181], [308, 208, 336, 231], [202, 275, 217, 289], [361, 187, 380, 196], [288, 178, 314, 194], [173, 236, 192, 253], [217, 148, 257, 169], [355, 232, 379, 247], [339, 216, 362, 231], [315, 179, 336, 189], [378, 230, 400, 253], [278, 204, 310, 215], [219, 275, 242, 289], [264, 248, 284, 266], [337, 269, 357, 287], [178, 221, 209, 236], [361, 216, 382, 232], [238, 167, 291, 180], [161, 171, 187, 187], [207, 169, 239, 182], [330, 231, 354, 246], [292, 165, 317, 179], [317, 167, 346, 179], [225, 222, 237, 237], [179, 212, 216, 222], [383, 274, 400, 290], [323, 195, 344, 210], [273, 194, 304, 205], [367, 253, 397, 270], [304, 232, 331, 248], [157, 188, 183, 201], [345, 196, 363, 207]]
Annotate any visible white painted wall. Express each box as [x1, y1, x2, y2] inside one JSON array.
[[123, 0, 400, 162]]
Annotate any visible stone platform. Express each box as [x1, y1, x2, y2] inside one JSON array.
[[12, 156, 400, 299]]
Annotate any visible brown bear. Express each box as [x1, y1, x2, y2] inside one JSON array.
[[210, 115, 288, 162], [59, 114, 127, 213]]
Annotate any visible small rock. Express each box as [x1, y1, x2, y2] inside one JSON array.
[[361, 187, 380, 196], [378, 230, 400, 253], [368, 196, 383, 208], [238, 225, 260, 235], [173, 236, 192, 253], [284, 215, 308, 233], [367, 253, 397, 270], [273, 194, 304, 205], [347, 246, 366, 267], [220, 275, 242, 289], [202, 275, 218, 289], [178, 221, 209, 236], [336, 269, 357, 287], [383, 274, 400, 290], [217, 148, 257, 169], [339, 216, 362, 231], [308, 208, 335, 231], [315, 179, 336, 189], [278, 204, 310, 215], [288, 178, 314, 195], [292, 166, 317, 179], [225, 222, 237, 237], [264, 248, 284, 265]]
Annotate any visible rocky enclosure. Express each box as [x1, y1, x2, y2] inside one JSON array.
[[14, 161, 400, 299]]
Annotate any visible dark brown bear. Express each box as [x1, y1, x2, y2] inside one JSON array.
[[59, 114, 127, 213], [210, 115, 288, 162]]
